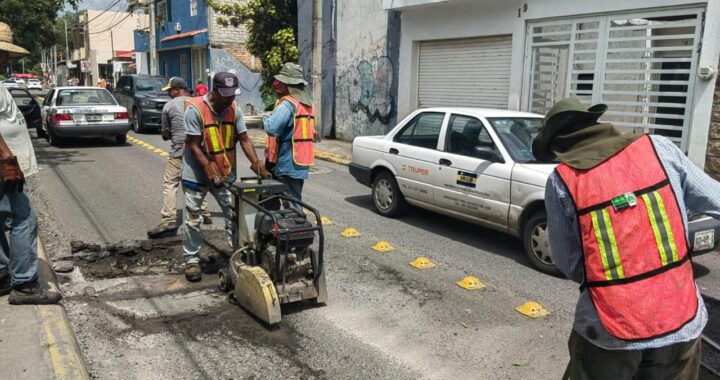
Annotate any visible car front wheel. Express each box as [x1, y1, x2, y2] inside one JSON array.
[[523, 211, 561, 276], [132, 108, 144, 133], [371, 170, 406, 217], [115, 134, 127, 144]]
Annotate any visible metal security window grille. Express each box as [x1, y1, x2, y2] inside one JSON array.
[[524, 8, 704, 151], [190, 0, 198, 17]]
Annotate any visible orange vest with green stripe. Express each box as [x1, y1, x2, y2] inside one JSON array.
[[556, 135, 697, 340], [185, 97, 236, 178], [265, 95, 315, 166]]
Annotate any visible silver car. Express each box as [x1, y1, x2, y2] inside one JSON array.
[[349, 108, 720, 275], [40, 87, 131, 146]]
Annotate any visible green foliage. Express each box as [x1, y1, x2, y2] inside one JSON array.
[[208, 0, 298, 96]]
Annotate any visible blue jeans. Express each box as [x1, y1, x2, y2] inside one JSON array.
[[277, 176, 304, 212], [181, 184, 234, 264], [0, 186, 38, 286]]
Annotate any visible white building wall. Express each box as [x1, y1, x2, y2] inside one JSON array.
[[395, 0, 718, 166]]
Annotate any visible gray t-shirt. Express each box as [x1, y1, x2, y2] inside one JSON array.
[[181, 95, 246, 184], [161, 95, 190, 158]]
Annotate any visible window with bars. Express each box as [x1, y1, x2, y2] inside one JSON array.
[[190, 0, 198, 17], [524, 8, 704, 150]]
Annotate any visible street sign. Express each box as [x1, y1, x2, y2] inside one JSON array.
[[80, 60, 91, 73]]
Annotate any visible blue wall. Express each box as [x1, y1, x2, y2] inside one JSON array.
[[134, 30, 150, 53], [159, 48, 192, 82], [156, 0, 209, 50]]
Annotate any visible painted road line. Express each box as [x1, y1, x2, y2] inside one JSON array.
[[38, 240, 90, 380]]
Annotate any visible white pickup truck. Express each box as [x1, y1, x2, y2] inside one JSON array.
[[349, 107, 720, 275]]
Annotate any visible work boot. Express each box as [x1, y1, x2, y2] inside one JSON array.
[[0, 270, 10, 297], [185, 263, 202, 282], [8, 280, 62, 305], [147, 223, 178, 238], [202, 216, 213, 225]]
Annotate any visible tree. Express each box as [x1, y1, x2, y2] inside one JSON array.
[[208, 0, 298, 97]]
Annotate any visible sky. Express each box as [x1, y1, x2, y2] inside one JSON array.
[[64, 0, 126, 13]]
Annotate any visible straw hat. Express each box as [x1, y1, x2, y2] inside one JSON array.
[[0, 22, 29, 58]]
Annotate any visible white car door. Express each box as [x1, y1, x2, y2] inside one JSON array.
[[433, 114, 512, 227], [40, 89, 55, 127], [384, 111, 447, 206]]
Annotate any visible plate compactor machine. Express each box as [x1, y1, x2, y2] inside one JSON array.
[[218, 177, 327, 324]]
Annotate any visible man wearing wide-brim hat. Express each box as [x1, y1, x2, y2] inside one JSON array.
[[536, 97, 720, 379], [0, 22, 62, 305], [263, 62, 316, 211]]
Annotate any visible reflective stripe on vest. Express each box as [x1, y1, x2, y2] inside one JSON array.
[[265, 99, 283, 164], [556, 135, 697, 340], [185, 97, 236, 177]]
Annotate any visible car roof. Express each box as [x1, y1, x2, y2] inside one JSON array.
[[416, 107, 544, 119], [54, 86, 109, 90]]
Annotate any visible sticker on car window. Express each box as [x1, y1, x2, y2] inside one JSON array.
[[456, 171, 477, 188]]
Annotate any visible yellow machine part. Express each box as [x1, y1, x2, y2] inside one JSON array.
[[233, 266, 282, 324], [515, 301, 550, 319]]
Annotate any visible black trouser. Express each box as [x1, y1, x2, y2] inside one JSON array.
[[563, 330, 701, 380]]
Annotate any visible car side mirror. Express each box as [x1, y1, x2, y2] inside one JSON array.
[[22, 98, 32, 105], [473, 146, 504, 163], [123, 85, 131, 92]]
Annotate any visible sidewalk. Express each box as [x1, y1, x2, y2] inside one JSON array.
[[0, 241, 89, 380], [245, 126, 352, 166]]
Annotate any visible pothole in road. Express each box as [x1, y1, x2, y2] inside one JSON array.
[[66, 230, 230, 280]]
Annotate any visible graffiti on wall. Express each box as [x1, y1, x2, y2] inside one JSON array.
[[209, 48, 264, 115], [337, 55, 395, 138]]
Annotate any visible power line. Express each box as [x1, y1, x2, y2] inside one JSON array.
[[78, 0, 124, 27], [89, 13, 133, 35]]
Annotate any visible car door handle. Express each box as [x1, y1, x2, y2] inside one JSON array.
[[389, 148, 399, 155], [439, 158, 452, 166]]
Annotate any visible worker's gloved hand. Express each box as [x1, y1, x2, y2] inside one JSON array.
[[224, 172, 237, 186], [251, 160, 272, 179], [202, 161, 223, 188], [0, 156, 25, 185]]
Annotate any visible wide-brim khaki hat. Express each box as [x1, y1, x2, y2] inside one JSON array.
[[274, 62, 308, 86], [0, 22, 29, 58]]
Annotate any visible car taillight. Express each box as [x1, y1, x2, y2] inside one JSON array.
[[114, 112, 129, 120], [54, 114, 72, 123]]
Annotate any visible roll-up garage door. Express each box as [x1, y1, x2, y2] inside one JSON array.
[[418, 35, 512, 109]]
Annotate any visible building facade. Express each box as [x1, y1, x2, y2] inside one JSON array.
[[304, 0, 720, 171], [72, 10, 147, 87], [134, 0, 264, 113]]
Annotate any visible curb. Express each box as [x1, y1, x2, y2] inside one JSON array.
[[37, 239, 91, 380], [248, 136, 351, 166]]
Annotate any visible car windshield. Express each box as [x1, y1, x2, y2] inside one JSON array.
[[135, 77, 165, 92], [56, 89, 117, 106], [486, 117, 549, 163]]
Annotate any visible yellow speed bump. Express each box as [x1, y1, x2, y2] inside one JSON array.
[[341, 227, 362, 238], [456, 276, 486, 291], [410, 257, 435, 269], [154, 149, 165, 153], [160, 152, 169, 157], [320, 216, 333, 225], [515, 301, 550, 318], [372, 241, 395, 253]]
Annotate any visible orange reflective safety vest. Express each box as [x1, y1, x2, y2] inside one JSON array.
[[265, 95, 315, 166], [556, 135, 697, 340], [185, 97, 237, 177]]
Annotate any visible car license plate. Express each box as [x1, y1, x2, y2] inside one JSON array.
[[693, 229, 715, 252], [86, 114, 101, 122]]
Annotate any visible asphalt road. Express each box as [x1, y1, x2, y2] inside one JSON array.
[[27, 127, 720, 379]]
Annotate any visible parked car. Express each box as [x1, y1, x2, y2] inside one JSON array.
[[39, 87, 130, 146], [8, 88, 41, 130], [349, 107, 720, 275], [26, 79, 42, 90], [3, 79, 19, 88], [113, 74, 169, 133]]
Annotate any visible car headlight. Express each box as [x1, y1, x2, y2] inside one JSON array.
[[139, 99, 155, 107]]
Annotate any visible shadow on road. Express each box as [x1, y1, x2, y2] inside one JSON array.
[[343, 194, 535, 271]]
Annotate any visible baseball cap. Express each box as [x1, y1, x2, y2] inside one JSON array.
[[213, 72, 241, 97], [161, 77, 187, 91]]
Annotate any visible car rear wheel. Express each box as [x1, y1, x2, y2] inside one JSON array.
[[523, 211, 561, 276], [132, 108, 144, 133], [36, 122, 46, 138], [371, 171, 406, 217], [115, 134, 127, 144]]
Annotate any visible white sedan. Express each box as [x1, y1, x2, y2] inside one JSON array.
[[349, 107, 720, 275]]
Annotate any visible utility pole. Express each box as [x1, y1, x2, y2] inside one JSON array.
[[149, 0, 158, 75], [63, 19, 71, 65], [312, 0, 323, 141], [110, 29, 115, 84]]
